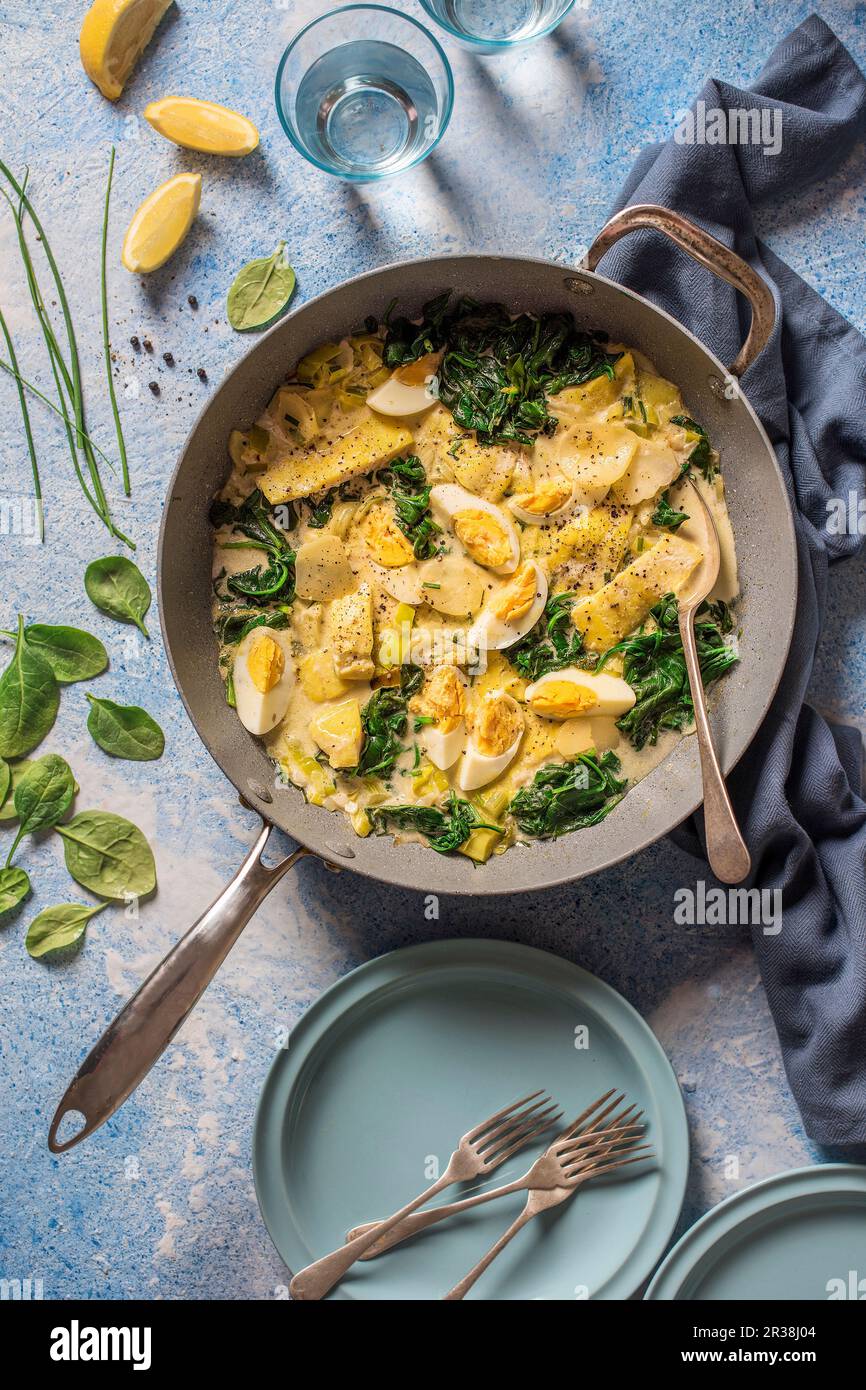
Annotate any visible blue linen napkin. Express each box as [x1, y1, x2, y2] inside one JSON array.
[[595, 14, 866, 1144]]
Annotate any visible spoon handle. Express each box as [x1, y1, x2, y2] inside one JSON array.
[[679, 607, 751, 884]]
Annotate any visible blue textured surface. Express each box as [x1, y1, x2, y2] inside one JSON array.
[[0, 1, 864, 1300]]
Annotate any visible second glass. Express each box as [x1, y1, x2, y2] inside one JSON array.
[[275, 5, 454, 181], [419, 0, 576, 52]]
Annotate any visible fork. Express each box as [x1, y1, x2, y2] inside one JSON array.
[[288, 1089, 561, 1300], [443, 1123, 654, 1300], [347, 1088, 642, 1258]]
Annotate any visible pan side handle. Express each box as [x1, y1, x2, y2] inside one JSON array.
[[581, 204, 775, 378], [48, 821, 311, 1153]]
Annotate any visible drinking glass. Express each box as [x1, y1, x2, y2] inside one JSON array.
[[419, 0, 576, 52], [275, 5, 454, 181]]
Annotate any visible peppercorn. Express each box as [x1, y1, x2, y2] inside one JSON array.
[[163, 352, 175, 367], [188, 295, 199, 310], [197, 367, 207, 382], [130, 336, 141, 351], [149, 381, 160, 395]]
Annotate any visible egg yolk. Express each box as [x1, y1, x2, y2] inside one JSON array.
[[529, 680, 597, 718], [395, 351, 441, 387], [473, 693, 524, 757], [411, 664, 465, 733], [493, 563, 538, 622], [247, 634, 285, 694], [513, 476, 572, 515], [453, 509, 512, 568], [363, 504, 415, 567]]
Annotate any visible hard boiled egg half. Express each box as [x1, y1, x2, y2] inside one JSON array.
[[524, 667, 635, 720], [430, 484, 520, 574], [469, 561, 548, 653], [458, 691, 524, 791], [366, 352, 441, 418], [413, 664, 467, 771], [233, 627, 293, 735], [508, 474, 577, 525]]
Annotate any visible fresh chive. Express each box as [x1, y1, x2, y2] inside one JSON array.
[[0, 307, 42, 540], [101, 147, 129, 497], [0, 160, 133, 547]]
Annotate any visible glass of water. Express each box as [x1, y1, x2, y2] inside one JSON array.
[[275, 4, 454, 181], [419, 0, 576, 51]]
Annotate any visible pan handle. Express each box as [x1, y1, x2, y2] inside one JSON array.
[[48, 820, 312, 1153], [581, 204, 775, 377]]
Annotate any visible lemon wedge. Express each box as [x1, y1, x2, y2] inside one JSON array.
[[80, 0, 174, 101], [121, 172, 201, 274], [144, 97, 259, 156]]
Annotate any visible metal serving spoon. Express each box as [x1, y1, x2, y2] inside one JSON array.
[[670, 478, 751, 884]]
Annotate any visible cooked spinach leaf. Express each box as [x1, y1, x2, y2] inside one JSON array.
[[216, 608, 291, 646], [509, 753, 626, 838], [211, 488, 297, 606], [86, 695, 165, 761], [383, 296, 620, 446], [508, 592, 591, 681], [0, 616, 60, 759], [380, 455, 442, 560], [351, 665, 424, 779], [671, 415, 716, 481], [305, 490, 336, 529], [596, 594, 737, 750], [651, 491, 689, 531], [368, 791, 502, 855]]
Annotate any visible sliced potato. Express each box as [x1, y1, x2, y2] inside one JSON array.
[[294, 533, 356, 602], [259, 415, 413, 503], [571, 533, 703, 651]]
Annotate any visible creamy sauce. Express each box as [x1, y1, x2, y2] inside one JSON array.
[[210, 326, 739, 860]]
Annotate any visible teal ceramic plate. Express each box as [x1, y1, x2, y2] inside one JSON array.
[[646, 1165, 866, 1300], [254, 939, 688, 1300]]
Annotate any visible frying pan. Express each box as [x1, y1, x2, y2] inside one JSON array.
[[49, 206, 796, 1151]]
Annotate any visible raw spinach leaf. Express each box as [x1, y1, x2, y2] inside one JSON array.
[[0, 758, 8, 808], [509, 753, 627, 838], [0, 616, 59, 758], [13, 754, 75, 836], [368, 792, 501, 855], [0, 759, 79, 824], [56, 811, 156, 900], [6, 753, 76, 868], [25, 901, 105, 958], [227, 242, 296, 332], [85, 556, 151, 637], [0, 866, 30, 915], [22, 624, 108, 682], [86, 695, 165, 761]]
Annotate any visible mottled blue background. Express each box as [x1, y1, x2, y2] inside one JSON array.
[[0, 0, 864, 1299]]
